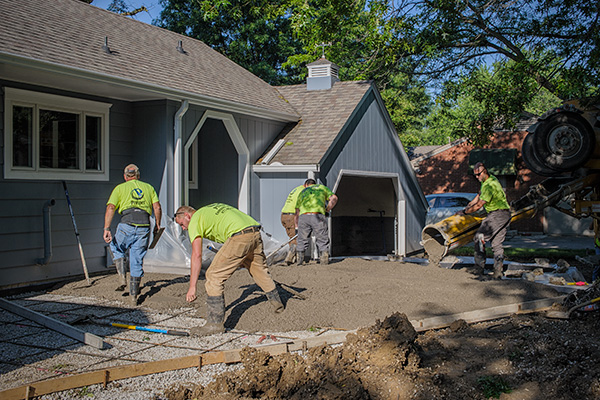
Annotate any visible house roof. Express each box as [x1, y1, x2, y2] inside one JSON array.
[[0, 0, 298, 119], [261, 80, 372, 165]]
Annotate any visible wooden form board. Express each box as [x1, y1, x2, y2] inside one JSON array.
[[0, 297, 105, 349], [0, 297, 561, 400], [410, 296, 564, 332]]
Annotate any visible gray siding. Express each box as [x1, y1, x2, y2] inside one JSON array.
[[321, 92, 426, 254], [0, 84, 173, 289], [256, 172, 307, 241]]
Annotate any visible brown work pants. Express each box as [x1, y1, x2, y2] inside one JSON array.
[[205, 231, 276, 297], [280, 213, 297, 244]]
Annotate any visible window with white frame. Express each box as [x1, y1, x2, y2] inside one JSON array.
[[4, 88, 111, 181]]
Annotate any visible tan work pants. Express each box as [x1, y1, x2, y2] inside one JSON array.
[[280, 213, 297, 244], [205, 231, 276, 297]]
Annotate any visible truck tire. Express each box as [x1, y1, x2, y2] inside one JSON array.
[[522, 132, 562, 176], [532, 112, 595, 172]]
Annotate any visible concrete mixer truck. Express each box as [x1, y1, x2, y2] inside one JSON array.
[[422, 100, 600, 264]]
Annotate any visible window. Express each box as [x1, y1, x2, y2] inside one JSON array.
[[4, 88, 111, 181]]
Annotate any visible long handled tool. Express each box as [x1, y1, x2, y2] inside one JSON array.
[[62, 181, 91, 285], [266, 234, 298, 261], [74, 315, 189, 336], [546, 296, 600, 319]]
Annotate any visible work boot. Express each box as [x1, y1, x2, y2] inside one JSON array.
[[296, 251, 305, 266], [474, 249, 486, 275], [265, 289, 284, 313], [191, 296, 225, 337], [129, 276, 141, 306], [493, 257, 504, 279], [319, 251, 329, 265], [285, 244, 297, 265], [115, 258, 128, 292]]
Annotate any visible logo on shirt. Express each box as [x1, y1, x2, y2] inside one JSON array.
[[131, 188, 144, 200]]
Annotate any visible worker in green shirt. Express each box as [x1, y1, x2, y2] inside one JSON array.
[[175, 203, 284, 336], [104, 164, 162, 305], [460, 162, 511, 279], [281, 184, 305, 264], [295, 179, 338, 266]]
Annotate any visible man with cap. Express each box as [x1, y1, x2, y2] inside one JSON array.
[[459, 161, 511, 279], [175, 203, 284, 336], [103, 164, 162, 305], [295, 179, 338, 265]]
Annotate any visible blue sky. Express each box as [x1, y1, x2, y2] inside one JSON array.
[[90, 0, 164, 25]]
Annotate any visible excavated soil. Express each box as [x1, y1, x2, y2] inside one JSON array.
[[48, 257, 600, 399]]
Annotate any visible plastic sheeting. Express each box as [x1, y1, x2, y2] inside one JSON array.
[[143, 217, 289, 275]]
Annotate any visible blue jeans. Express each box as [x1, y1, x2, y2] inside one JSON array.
[[110, 223, 150, 278]]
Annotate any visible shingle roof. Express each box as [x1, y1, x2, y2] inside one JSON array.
[[0, 0, 297, 117], [263, 81, 372, 165]]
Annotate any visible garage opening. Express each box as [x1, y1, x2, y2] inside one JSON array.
[[331, 176, 397, 256]]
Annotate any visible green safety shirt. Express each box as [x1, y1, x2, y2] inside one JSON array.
[[479, 175, 510, 213], [281, 185, 305, 213], [296, 184, 334, 215], [188, 203, 259, 244], [107, 180, 159, 224]]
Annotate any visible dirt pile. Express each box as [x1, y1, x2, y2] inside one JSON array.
[[165, 312, 441, 400], [164, 311, 600, 400]]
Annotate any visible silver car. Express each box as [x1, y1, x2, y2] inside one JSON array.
[[425, 192, 477, 225]]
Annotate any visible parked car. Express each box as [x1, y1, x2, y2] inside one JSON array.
[[425, 192, 477, 225]]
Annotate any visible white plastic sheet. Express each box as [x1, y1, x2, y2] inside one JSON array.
[[143, 218, 288, 274]]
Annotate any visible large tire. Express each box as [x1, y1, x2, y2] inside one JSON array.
[[532, 112, 595, 172], [522, 132, 562, 176]]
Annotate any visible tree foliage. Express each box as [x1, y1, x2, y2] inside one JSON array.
[[281, 0, 599, 144], [156, 0, 304, 85], [131, 0, 598, 145]]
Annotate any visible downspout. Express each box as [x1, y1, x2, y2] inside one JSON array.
[[173, 100, 189, 212], [36, 199, 56, 265]]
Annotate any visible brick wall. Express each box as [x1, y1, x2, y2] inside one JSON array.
[[415, 131, 546, 232]]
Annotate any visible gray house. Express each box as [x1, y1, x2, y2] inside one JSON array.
[[0, 0, 426, 290]]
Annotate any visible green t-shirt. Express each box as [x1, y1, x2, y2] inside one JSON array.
[[281, 185, 305, 213], [480, 175, 510, 213], [107, 179, 159, 215], [188, 203, 259, 244], [296, 184, 335, 215]]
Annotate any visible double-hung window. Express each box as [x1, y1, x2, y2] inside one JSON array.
[[4, 88, 111, 181]]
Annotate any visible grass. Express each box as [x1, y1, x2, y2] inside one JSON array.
[[450, 246, 588, 261], [477, 375, 512, 398]]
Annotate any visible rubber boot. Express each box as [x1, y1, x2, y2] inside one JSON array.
[[319, 251, 329, 265], [115, 258, 128, 292], [493, 257, 504, 279], [473, 234, 486, 275], [474, 251, 486, 275], [191, 296, 225, 337], [285, 244, 297, 265], [265, 289, 284, 313], [129, 276, 141, 306], [296, 251, 304, 266]]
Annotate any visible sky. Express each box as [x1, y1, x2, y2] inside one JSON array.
[[89, 0, 164, 25]]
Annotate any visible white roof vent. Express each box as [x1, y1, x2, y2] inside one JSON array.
[[307, 57, 340, 91]]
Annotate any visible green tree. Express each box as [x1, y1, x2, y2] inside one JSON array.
[[157, 0, 304, 85], [285, 0, 599, 143]]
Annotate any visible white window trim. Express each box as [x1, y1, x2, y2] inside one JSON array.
[[4, 87, 111, 181]]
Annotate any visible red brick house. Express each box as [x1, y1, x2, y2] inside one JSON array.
[[412, 127, 547, 233]]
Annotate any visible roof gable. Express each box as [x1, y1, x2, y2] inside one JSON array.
[[0, 0, 297, 117], [263, 81, 373, 165]]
